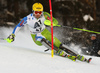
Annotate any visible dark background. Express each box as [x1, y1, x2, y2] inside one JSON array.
[[0, 0, 100, 47]]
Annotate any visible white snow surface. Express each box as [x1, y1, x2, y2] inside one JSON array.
[[0, 26, 100, 73]]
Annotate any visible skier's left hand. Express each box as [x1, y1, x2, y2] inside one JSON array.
[[44, 20, 61, 27]]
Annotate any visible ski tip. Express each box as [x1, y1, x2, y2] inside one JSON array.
[[87, 58, 92, 63]]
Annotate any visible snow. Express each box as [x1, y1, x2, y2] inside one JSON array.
[[0, 26, 100, 73]]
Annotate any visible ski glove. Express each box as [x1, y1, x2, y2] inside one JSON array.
[[7, 34, 15, 43], [44, 20, 61, 27]]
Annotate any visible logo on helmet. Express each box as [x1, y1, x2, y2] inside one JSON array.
[[36, 8, 41, 9]]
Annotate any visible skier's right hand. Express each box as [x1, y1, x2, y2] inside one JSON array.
[[7, 34, 15, 43]]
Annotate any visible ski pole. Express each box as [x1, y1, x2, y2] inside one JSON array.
[[60, 25, 73, 29], [73, 28, 100, 34], [0, 38, 12, 43], [0, 38, 6, 40], [58, 25, 100, 34]]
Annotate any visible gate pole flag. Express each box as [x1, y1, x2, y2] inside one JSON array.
[[49, 0, 54, 57]]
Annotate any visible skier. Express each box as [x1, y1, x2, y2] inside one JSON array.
[[6, 3, 91, 62]]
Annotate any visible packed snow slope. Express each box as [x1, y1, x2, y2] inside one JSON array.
[[0, 26, 100, 73]]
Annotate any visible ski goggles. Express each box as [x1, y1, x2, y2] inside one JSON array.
[[34, 11, 42, 15]]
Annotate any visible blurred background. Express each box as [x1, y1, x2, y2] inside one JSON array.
[[0, 0, 100, 47]]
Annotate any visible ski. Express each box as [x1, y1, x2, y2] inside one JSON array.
[[41, 38, 92, 63], [0, 38, 5, 40], [67, 55, 77, 61]]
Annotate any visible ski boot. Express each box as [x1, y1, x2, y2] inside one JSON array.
[[55, 49, 76, 61], [67, 55, 76, 61], [55, 49, 67, 57], [77, 55, 85, 61]]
